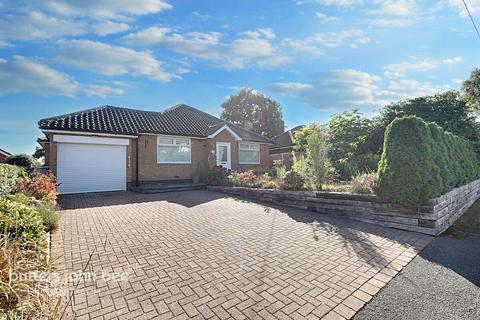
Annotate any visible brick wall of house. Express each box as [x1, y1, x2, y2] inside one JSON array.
[[207, 129, 270, 172], [44, 130, 272, 186], [137, 134, 209, 182]]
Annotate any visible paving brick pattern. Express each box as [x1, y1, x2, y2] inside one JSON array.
[[53, 190, 432, 320]]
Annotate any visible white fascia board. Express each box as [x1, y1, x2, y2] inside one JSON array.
[[53, 134, 130, 146], [208, 125, 242, 141], [43, 129, 137, 139]]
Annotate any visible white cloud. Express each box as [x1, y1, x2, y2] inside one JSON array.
[[56, 40, 178, 82], [0, 55, 126, 98], [314, 11, 341, 22], [123, 27, 285, 70], [0, 56, 79, 97], [316, 0, 363, 7], [44, 0, 172, 19], [383, 79, 445, 100], [270, 69, 384, 112], [452, 78, 464, 85], [0, 11, 86, 40], [83, 84, 124, 98], [282, 39, 324, 56], [442, 56, 462, 64], [448, 0, 480, 16], [270, 69, 449, 112], [93, 21, 130, 36], [192, 11, 211, 21], [384, 59, 437, 78], [369, 0, 417, 16], [282, 29, 370, 56], [384, 56, 464, 78], [366, 18, 416, 27]]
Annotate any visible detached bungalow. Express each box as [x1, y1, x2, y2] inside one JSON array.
[[269, 125, 304, 169], [38, 104, 273, 194]]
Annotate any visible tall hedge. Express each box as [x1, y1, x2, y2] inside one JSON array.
[[378, 116, 480, 206]]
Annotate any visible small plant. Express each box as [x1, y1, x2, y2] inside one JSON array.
[[36, 202, 59, 232], [16, 173, 57, 205], [275, 166, 287, 180], [281, 171, 305, 190], [228, 170, 258, 188], [351, 172, 378, 194], [0, 164, 27, 195], [0, 236, 58, 319], [207, 166, 228, 186], [0, 197, 45, 242], [258, 174, 279, 189]]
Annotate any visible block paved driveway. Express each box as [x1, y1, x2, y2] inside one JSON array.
[[54, 190, 432, 320]]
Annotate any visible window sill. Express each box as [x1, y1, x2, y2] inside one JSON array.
[[156, 162, 192, 165]]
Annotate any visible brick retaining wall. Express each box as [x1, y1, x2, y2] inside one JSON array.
[[209, 178, 480, 235]]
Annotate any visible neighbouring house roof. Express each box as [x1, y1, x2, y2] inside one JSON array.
[[38, 104, 273, 144], [0, 148, 11, 157], [271, 125, 305, 149]]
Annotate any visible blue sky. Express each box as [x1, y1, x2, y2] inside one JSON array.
[[0, 0, 479, 154]]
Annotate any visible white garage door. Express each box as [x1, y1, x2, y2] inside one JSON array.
[[56, 138, 127, 194]]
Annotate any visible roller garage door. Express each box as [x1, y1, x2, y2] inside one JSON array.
[[55, 135, 128, 194]]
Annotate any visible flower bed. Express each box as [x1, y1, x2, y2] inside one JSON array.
[[0, 164, 60, 319]]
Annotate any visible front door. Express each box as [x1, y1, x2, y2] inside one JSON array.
[[216, 142, 231, 170]]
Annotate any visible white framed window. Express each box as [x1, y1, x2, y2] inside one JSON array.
[[239, 142, 260, 164], [157, 136, 191, 164]]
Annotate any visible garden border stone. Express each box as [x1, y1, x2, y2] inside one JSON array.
[[209, 178, 480, 235]]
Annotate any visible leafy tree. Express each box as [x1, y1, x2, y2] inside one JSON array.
[[293, 124, 319, 152], [305, 125, 332, 189], [377, 90, 480, 151], [462, 68, 480, 110], [327, 110, 382, 180], [32, 146, 44, 159], [293, 124, 332, 189], [220, 88, 285, 138]]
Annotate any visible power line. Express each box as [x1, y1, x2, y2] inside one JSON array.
[[462, 0, 480, 41]]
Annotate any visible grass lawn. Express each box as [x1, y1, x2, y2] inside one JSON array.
[[445, 200, 480, 236]]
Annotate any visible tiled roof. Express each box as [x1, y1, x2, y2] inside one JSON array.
[[0, 148, 11, 156], [271, 125, 305, 149], [38, 104, 272, 143]]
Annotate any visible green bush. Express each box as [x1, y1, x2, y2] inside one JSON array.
[[3, 154, 35, 168], [0, 164, 27, 195], [36, 201, 59, 232], [207, 166, 228, 186], [378, 116, 480, 206], [351, 172, 378, 194], [0, 197, 45, 242], [281, 171, 305, 190]]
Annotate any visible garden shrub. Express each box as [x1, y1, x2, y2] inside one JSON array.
[[378, 116, 480, 206], [0, 164, 27, 195], [207, 166, 228, 186], [351, 172, 378, 194], [228, 170, 258, 188], [281, 171, 305, 190], [0, 236, 58, 319], [3, 154, 35, 169], [36, 201, 59, 232], [0, 197, 45, 242], [16, 173, 57, 204], [227, 171, 279, 189]]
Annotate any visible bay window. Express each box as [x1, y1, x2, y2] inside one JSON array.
[[239, 143, 260, 164], [157, 136, 191, 164]]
